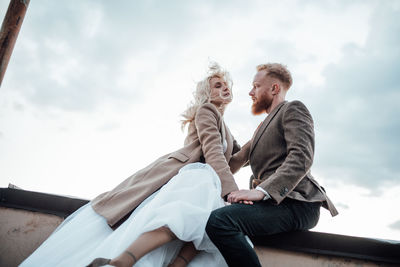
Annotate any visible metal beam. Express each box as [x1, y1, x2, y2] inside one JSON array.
[[0, 0, 30, 86]]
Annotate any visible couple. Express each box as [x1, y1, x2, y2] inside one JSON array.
[[20, 63, 338, 267]]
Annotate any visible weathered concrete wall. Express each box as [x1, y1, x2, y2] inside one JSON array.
[[0, 207, 63, 267], [255, 246, 395, 267], [0, 206, 396, 267]]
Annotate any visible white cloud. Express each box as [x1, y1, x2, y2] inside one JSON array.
[[315, 183, 400, 241], [310, 2, 400, 190], [1, 0, 399, 241]]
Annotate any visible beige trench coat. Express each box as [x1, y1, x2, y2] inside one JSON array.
[[92, 103, 240, 227]]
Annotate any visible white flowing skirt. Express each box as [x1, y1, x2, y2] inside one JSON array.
[[20, 163, 227, 267]]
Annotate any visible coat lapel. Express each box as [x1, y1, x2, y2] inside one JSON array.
[[250, 101, 287, 155], [222, 120, 233, 158]]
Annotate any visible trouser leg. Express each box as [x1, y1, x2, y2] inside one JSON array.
[[206, 199, 321, 267]]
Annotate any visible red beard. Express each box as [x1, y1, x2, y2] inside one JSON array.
[[251, 91, 272, 115]]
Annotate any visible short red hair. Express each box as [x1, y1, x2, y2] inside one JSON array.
[[256, 63, 293, 89]]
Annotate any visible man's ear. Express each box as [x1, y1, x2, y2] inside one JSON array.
[[272, 83, 280, 95]]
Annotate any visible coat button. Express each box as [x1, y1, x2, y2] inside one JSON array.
[[280, 187, 288, 197]]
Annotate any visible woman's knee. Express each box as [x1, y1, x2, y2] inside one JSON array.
[[157, 226, 177, 239]]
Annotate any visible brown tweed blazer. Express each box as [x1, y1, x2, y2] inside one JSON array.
[[91, 103, 240, 227], [230, 100, 338, 216]]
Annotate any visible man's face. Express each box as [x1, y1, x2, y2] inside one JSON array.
[[249, 70, 274, 115]]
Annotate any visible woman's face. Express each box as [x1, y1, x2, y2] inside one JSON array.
[[209, 76, 232, 107]]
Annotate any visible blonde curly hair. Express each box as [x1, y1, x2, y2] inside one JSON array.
[[181, 62, 232, 130]]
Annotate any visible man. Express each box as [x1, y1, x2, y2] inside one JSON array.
[[206, 63, 338, 267]]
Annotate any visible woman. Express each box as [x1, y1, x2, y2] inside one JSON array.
[[19, 63, 240, 267]]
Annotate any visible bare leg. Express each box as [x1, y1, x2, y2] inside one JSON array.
[[111, 226, 176, 267], [168, 242, 199, 267], [87, 226, 177, 267]]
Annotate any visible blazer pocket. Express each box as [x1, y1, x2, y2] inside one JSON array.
[[168, 151, 189, 162]]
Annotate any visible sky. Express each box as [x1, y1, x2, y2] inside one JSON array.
[[1, 0, 399, 241]]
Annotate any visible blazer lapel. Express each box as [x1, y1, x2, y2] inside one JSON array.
[[250, 101, 287, 155]]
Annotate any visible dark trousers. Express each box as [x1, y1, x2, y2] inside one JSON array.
[[206, 198, 321, 267]]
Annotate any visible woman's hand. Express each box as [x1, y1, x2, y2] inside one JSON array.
[[227, 189, 265, 205]]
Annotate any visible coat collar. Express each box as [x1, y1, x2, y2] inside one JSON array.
[[250, 101, 288, 155]]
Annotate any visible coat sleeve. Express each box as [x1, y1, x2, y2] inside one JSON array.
[[258, 101, 315, 204], [195, 103, 239, 197], [229, 140, 251, 174]]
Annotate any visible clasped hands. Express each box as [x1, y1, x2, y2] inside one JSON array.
[[226, 189, 265, 205]]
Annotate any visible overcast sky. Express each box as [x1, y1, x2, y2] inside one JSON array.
[[1, 0, 399, 241]]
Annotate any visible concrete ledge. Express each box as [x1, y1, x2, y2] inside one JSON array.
[[0, 187, 89, 218], [1, 187, 400, 266], [254, 246, 398, 267], [252, 231, 400, 265]]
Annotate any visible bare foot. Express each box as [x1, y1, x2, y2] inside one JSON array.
[[109, 251, 136, 267]]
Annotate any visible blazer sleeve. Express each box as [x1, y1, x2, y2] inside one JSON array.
[[195, 103, 239, 197], [229, 140, 251, 174], [232, 138, 241, 155], [258, 101, 315, 204]]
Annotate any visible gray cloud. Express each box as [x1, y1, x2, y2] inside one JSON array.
[[5, 1, 200, 111], [335, 203, 349, 210], [4, 0, 258, 112], [13, 102, 24, 111], [310, 3, 400, 189], [3, 1, 399, 192], [389, 220, 400, 231], [3, 0, 374, 114], [96, 121, 120, 132]]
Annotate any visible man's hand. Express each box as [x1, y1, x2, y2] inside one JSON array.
[[227, 189, 265, 205]]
